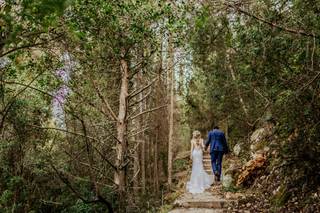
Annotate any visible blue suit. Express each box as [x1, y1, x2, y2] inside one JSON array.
[[205, 129, 229, 177]]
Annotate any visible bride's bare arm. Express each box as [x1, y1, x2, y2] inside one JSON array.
[[201, 139, 205, 151], [190, 140, 194, 160]]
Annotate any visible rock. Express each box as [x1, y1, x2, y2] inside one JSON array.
[[249, 125, 274, 157], [233, 144, 241, 156], [313, 192, 318, 198], [252, 151, 265, 159], [251, 146, 270, 158], [225, 163, 242, 176], [250, 128, 267, 143], [250, 144, 257, 151], [222, 174, 234, 188], [263, 146, 270, 152], [225, 192, 232, 199], [225, 192, 244, 200], [273, 186, 281, 195], [236, 154, 267, 187]]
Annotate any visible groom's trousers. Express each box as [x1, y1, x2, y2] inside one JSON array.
[[210, 151, 224, 176]]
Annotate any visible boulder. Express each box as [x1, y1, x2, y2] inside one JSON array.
[[225, 163, 242, 176], [222, 174, 234, 188], [250, 128, 267, 143], [250, 124, 273, 144], [233, 144, 241, 156], [250, 125, 274, 158], [236, 153, 267, 187], [223, 162, 242, 189]]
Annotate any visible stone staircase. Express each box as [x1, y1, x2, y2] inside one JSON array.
[[169, 184, 240, 213], [168, 151, 249, 213], [203, 151, 213, 175]]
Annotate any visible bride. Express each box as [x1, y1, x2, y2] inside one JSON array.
[[186, 130, 213, 194]]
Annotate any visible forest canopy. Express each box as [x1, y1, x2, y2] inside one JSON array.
[[0, 0, 319, 212]]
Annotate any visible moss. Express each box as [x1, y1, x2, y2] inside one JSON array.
[[271, 185, 290, 207], [223, 185, 239, 192], [254, 141, 269, 151], [157, 204, 173, 213], [173, 159, 189, 171]]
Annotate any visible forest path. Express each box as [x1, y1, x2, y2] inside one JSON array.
[[169, 152, 248, 213]]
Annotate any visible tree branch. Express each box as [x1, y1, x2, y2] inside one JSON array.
[[0, 71, 44, 131], [0, 34, 63, 57], [298, 71, 320, 91], [28, 124, 99, 141], [226, 3, 319, 39], [50, 162, 114, 213], [128, 104, 167, 121], [89, 77, 118, 122], [128, 77, 158, 99], [1, 80, 55, 98], [129, 87, 152, 107]]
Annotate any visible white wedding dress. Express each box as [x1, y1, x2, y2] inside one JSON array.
[[186, 140, 213, 194]]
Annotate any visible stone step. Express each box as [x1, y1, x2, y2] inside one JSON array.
[[205, 170, 212, 174], [169, 208, 225, 213], [176, 200, 228, 209], [174, 192, 236, 209], [169, 208, 250, 213]]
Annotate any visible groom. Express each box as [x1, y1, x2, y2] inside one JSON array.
[[205, 126, 229, 182]]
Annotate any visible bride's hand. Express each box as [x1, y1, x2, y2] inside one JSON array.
[[190, 155, 192, 160]]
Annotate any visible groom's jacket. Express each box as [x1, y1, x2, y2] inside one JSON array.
[[205, 129, 229, 154]]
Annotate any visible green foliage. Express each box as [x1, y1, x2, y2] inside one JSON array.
[[63, 200, 93, 213], [1, 0, 319, 211], [158, 204, 173, 213], [271, 185, 290, 207], [0, 0, 67, 54], [222, 185, 239, 193], [173, 159, 188, 172], [185, 0, 320, 210], [0, 190, 13, 206]]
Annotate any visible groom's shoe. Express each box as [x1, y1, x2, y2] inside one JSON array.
[[214, 171, 220, 182]]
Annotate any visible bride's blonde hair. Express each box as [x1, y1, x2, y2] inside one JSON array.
[[192, 130, 202, 145]]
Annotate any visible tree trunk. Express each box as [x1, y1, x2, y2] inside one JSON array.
[[114, 58, 129, 194], [154, 131, 159, 193], [178, 53, 184, 95], [138, 71, 146, 194], [227, 52, 249, 117], [147, 135, 152, 189], [133, 143, 140, 195], [132, 77, 140, 196], [167, 33, 174, 187]]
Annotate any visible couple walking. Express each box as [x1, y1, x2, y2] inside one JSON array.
[[186, 126, 229, 194]]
